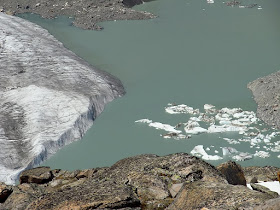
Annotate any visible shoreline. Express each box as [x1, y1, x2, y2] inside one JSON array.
[[0, 0, 156, 30]]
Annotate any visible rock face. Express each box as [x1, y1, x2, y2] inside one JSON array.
[[217, 160, 246, 186], [0, 13, 125, 185], [0, 153, 279, 209], [0, 0, 156, 30], [248, 71, 280, 129], [243, 166, 280, 182]]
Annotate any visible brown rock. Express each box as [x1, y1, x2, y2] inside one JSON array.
[[20, 166, 54, 184], [0, 182, 12, 203], [217, 161, 246, 186], [167, 180, 276, 210], [277, 171, 280, 182]]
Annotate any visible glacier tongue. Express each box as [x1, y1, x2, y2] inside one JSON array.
[[0, 13, 125, 185]]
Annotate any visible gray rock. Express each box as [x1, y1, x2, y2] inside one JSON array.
[[248, 70, 280, 129], [250, 183, 279, 198], [0, 13, 125, 184], [19, 167, 53, 184]]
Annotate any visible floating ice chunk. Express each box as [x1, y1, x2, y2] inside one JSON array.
[[165, 104, 199, 115], [215, 113, 231, 122], [149, 122, 181, 134], [220, 107, 242, 115], [135, 119, 152, 124], [184, 121, 207, 134], [271, 145, 280, 152], [214, 150, 219, 154], [223, 138, 240, 144], [208, 125, 246, 133], [207, 0, 214, 4], [204, 104, 216, 113], [278, 155, 280, 158], [233, 152, 253, 161], [254, 151, 270, 158], [190, 145, 222, 160], [190, 116, 202, 122], [222, 147, 238, 156], [206, 147, 210, 151]]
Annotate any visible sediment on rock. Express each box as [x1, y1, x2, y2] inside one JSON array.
[[0, 0, 156, 30], [0, 13, 125, 185]]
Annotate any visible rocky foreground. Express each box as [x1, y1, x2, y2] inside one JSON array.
[[0, 0, 156, 30], [0, 13, 125, 184], [0, 153, 279, 209]]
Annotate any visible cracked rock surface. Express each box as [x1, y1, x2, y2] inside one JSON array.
[[0, 13, 125, 184]]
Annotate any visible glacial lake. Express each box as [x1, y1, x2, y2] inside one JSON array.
[[19, 0, 280, 169]]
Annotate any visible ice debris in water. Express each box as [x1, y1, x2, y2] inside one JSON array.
[[136, 103, 280, 162], [190, 145, 222, 160], [165, 104, 199, 115]]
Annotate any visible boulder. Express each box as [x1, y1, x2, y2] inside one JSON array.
[[20, 167, 53, 184], [278, 171, 280, 182], [217, 161, 246, 186], [250, 183, 279, 198], [167, 180, 276, 210], [243, 166, 280, 182], [0, 183, 12, 203], [1, 154, 279, 209]]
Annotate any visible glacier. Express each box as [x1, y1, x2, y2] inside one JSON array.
[[0, 13, 125, 184]]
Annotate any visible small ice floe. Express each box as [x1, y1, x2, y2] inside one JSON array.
[[165, 104, 199, 115], [232, 152, 253, 161], [214, 150, 219, 154], [222, 147, 238, 156], [208, 124, 246, 133], [223, 138, 240, 145], [207, 0, 214, 3], [184, 121, 207, 134], [161, 133, 189, 140], [206, 147, 210, 151], [190, 145, 222, 160], [135, 119, 152, 124], [278, 155, 280, 158], [204, 104, 216, 114], [149, 122, 181, 134], [271, 145, 280, 152], [254, 150, 270, 158]]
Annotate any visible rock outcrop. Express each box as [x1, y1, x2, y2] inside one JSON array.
[[0, 153, 279, 209], [217, 160, 246, 186], [248, 71, 280, 129], [0, 13, 125, 184], [0, 0, 156, 30]]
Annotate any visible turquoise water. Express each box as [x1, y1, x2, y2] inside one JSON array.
[[19, 0, 280, 169]]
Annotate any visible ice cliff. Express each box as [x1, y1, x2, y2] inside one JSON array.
[[0, 13, 125, 184]]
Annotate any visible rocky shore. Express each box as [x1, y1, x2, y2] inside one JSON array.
[[0, 12, 125, 184], [248, 71, 280, 129], [0, 153, 279, 209], [0, 0, 156, 30]]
